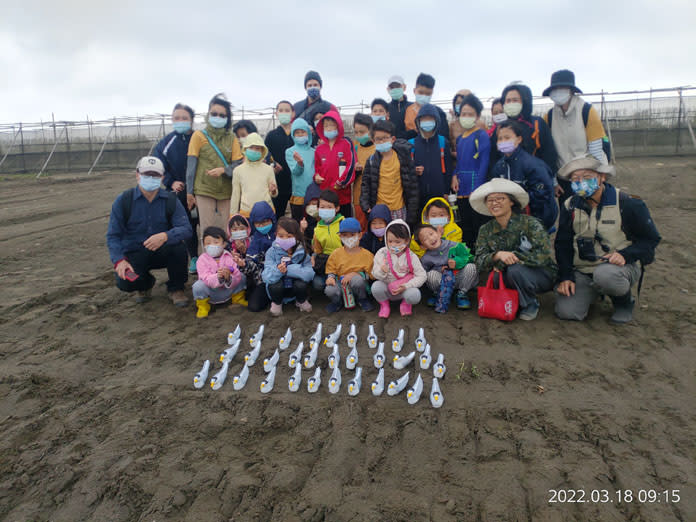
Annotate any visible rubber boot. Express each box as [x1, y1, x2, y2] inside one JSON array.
[[378, 300, 391, 318], [196, 298, 211, 318], [610, 292, 634, 324], [229, 291, 248, 307], [400, 300, 412, 316]]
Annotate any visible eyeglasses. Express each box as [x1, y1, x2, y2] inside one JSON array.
[[485, 196, 508, 205], [209, 111, 227, 118], [373, 136, 392, 144]]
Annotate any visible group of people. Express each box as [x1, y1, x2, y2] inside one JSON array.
[[106, 68, 661, 324]]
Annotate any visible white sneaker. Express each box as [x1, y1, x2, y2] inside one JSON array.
[[296, 300, 312, 313], [270, 302, 283, 316]]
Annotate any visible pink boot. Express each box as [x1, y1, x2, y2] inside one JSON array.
[[400, 300, 412, 316], [378, 300, 391, 318]]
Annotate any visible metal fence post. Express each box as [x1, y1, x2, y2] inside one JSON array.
[[676, 87, 683, 153], [19, 122, 26, 173]]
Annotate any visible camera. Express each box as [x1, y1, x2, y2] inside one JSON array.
[[576, 237, 600, 261]]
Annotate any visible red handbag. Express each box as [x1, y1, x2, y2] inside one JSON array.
[[477, 271, 519, 321]]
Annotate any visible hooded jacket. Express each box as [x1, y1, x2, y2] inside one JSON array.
[[153, 130, 191, 190], [227, 213, 251, 254], [302, 182, 321, 244], [265, 122, 295, 200], [230, 132, 278, 216], [409, 196, 463, 257], [489, 83, 558, 176], [410, 104, 453, 205], [360, 139, 420, 224], [371, 220, 427, 289], [247, 201, 277, 258], [420, 238, 472, 272], [360, 203, 391, 254], [195, 249, 242, 293], [388, 94, 413, 139], [405, 102, 449, 143], [261, 242, 315, 285], [226, 214, 263, 286], [490, 146, 558, 232], [285, 118, 316, 200], [314, 111, 356, 206], [455, 127, 490, 197], [293, 97, 337, 123]]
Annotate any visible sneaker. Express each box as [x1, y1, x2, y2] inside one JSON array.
[[358, 298, 374, 312], [456, 292, 471, 310], [426, 296, 437, 307], [519, 299, 540, 321], [326, 301, 343, 314], [270, 302, 283, 316], [169, 290, 189, 308], [135, 288, 152, 304], [189, 257, 198, 274], [296, 300, 312, 313]]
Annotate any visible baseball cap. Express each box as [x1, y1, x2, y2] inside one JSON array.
[[136, 156, 165, 176]]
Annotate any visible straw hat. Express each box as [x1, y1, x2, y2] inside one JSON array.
[[557, 155, 615, 180], [470, 178, 530, 216]]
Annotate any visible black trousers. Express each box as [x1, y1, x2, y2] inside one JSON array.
[[267, 279, 309, 305], [339, 203, 353, 218], [273, 190, 291, 219], [290, 203, 305, 222], [247, 282, 270, 312], [175, 189, 199, 258], [458, 197, 491, 253], [115, 242, 188, 293]]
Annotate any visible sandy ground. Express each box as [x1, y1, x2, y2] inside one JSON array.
[[0, 157, 694, 522]]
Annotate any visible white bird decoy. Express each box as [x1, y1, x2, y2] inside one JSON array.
[[232, 364, 249, 391], [373, 342, 386, 369], [288, 342, 304, 368], [307, 367, 321, 393], [371, 367, 385, 396], [324, 324, 342, 348], [367, 324, 378, 349], [393, 350, 416, 370], [278, 327, 292, 351], [249, 324, 265, 346], [244, 340, 261, 367], [328, 366, 341, 394], [392, 329, 405, 353], [219, 339, 240, 364], [419, 343, 432, 370], [309, 322, 323, 350], [430, 377, 444, 408], [346, 324, 357, 349], [260, 365, 277, 394], [433, 353, 446, 378], [346, 345, 359, 370], [193, 360, 210, 389], [347, 367, 362, 396], [227, 325, 241, 345], [210, 360, 230, 390], [328, 344, 340, 370], [288, 363, 302, 392], [387, 371, 410, 396], [263, 349, 280, 372], [406, 373, 424, 404], [303, 340, 319, 369], [415, 328, 427, 352]]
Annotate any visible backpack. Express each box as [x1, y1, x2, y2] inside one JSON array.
[[119, 187, 177, 226], [408, 135, 447, 174], [547, 102, 612, 160]]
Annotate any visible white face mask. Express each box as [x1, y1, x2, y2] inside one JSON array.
[[550, 88, 571, 106], [492, 113, 508, 124], [230, 230, 248, 240], [205, 244, 224, 257], [459, 116, 476, 129], [306, 204, 319, 218], [341, 236, 359, 248]]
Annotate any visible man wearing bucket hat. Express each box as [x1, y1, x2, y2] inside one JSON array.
[[554, 155, 660, 323], [543, 70, 610, 197], [106, 156, 193, 306], [471, 178, 558, 320]]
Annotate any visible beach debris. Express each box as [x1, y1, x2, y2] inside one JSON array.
[[210, 360, 230, 390], [232, 364, 250, 390], [393, 350, 416, 370], [193, 360, 210, 389], [324, 324, 342, 348], [371, 368, 385, 396], [406, 373, 424, 404], [347, 367, 362, 396], [278, 327, 292, 351], [387, 371, 410, 396], [392, 329, 405, 352], [328, 366, 341, 394], [430, 377, 444, 408], [260, 365, 277, 394], [535, 384, 545, 394], [307, 367, 321, 393]]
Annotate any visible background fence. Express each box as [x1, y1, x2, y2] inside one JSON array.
[[1, 86, 695, 176]]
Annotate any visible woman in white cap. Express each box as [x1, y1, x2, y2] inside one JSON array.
[[471, 178, 558, 320]]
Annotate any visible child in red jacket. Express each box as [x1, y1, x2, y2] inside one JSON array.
[[314, 110, 356, 218]]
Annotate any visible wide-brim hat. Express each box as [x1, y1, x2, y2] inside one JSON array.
[[470, 178, 530, 216], [557, 155, 615, 180], [542, 69, 582, 97]]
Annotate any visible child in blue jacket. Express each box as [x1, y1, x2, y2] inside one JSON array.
[[285, 118, 316, 223]]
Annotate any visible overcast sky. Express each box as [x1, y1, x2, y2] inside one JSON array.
[[1, 0, 694, 123]]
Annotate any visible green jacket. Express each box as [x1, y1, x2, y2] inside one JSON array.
[[420, 239, 472, 272], [475, 213, 557, 278]]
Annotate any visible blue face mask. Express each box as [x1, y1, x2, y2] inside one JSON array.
[[138, 175, 161, 192], [371, 115, 386, 123], [571, 177, 600, 197], [389, 87, 404, 101], [355, 134, 370, 145], [209, 116, 227, 129], [429, 216, 449, 226], [245, 149, 263, 162], [420, 120, 436, 132], [375, 141, 393, 153], [415, 94, 431, 105], [255, 223, 272, 235], [294, 135, 309, 145], [318, 208, 336, 221], [173, 121, 191, 134], [324, 129, 338, 140], [307, 87, 321, 99]]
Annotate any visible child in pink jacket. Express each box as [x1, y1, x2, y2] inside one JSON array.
[[193, 226, 244, 318]]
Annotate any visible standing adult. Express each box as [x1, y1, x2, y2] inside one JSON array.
[[386, 74, 412, 139], [186, 93, 243, 249], [293, 71, 337, 123], [153, 103, 199, 273], [107, 156, 192, 306], [265, 100, 295, 219]]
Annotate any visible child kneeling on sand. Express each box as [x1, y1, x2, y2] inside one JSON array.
[[414, 224, 478, 312], [371, 219, 426, 318], [193, 226, 244, 318], [261, 217, 315, 316]]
